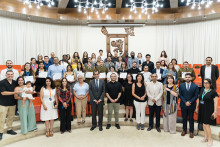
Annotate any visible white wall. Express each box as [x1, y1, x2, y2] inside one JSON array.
[[0, 16, 220, 65]]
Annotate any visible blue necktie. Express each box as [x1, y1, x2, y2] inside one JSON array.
[[96, 79, 98, 90], [187, 84, 190, 91]]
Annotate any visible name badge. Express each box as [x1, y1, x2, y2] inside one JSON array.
[[49, 98, 52, 101], [200, 100, 204, 104]]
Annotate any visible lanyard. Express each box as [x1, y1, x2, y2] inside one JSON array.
[[49, 88, 52, 98], [202, 89, 210, 100], [25, 71, 30, 76]]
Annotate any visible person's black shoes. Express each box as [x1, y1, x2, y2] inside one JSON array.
[[90, 126, 96, 131], [0, 133, 3, 141], [106, 124, 111, 129], [99, 126, 103, 131], [156, 127, 161, 133], [15, 111, 19, 116], [7, 130, 17, 135], [147, 127, 153, 131], [115, 124, 120, 129]]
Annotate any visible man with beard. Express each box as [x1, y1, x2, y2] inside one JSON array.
[[127, 51, 139, 69], [0, 60, 19, 81], [200, 57, 219, 89]]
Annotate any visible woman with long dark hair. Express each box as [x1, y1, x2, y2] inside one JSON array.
[[196, 79, 219, 146], [40, 77, 58, 137], [158, 51, 169, 64], [162, 62, 178, 84], [132, 73, 147, 130], [122, 73, 134, 122], [57, 78, 73, 134], [35, 61, 46, 93], [14, 76, 37, 134], [20, 62, 35, 84]]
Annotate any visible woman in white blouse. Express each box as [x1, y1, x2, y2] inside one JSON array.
[[158, 51, 169, 65]]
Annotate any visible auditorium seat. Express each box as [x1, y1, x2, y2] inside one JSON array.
[[216, 64, 220, 69], [32, 97, 41, 122]]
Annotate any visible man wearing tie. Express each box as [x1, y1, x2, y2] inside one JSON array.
[[179, 73, 199, 138], [89, 71, 105, 131]]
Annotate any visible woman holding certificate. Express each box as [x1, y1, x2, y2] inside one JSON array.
[[73, 62, 84, 78], [73, 75, 89, 124], [63, 65, 76, 87], [162, 63, 178, 84], [107, 66, 118, 82], [118, 62, 127, 85], [40, 77, 58, 137], [20, 62, 35, 84], [35, 61, 47, 93]]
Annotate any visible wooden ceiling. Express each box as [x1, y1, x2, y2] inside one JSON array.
[[0, 0, 220, 25]]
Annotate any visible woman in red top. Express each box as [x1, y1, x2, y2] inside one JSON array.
[[57, 78, 73, 134]]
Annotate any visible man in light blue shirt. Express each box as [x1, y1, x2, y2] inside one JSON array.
[[47, 57, 65, 87], [127, 51, 139, 69]]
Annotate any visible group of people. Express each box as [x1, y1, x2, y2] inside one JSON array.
[[0, 50, 219, 146]]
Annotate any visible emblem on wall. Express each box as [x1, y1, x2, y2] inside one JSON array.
[[101, 26, 134, 57]]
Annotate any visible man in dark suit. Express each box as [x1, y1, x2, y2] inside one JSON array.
[[89, 71, 105, 131], [200, 57, 219, 89], [152, 61, 164, 83], [179, 73, 199, 138]]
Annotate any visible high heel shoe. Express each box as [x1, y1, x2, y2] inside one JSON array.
[[46, 131, 50, 137], [207, 140, 213, 147], [201, 138, 208, 143], [50, 131, 54, 137]]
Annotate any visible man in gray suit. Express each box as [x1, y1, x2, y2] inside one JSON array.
[[89, 71, 105, 131]]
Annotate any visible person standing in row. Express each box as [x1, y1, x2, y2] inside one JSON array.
[[127, 51, 139, 69], [35, 61, 46, 93], [200, 57, 219, 89], [123, 73, 134, 122], [132, 73, 147, 130], [63, 65, 76, 88], [84, 62, 95, 84], [89, 71, 105, 131], [142, 54, 154, 73], [0, 60, 19, 81], [147, 73, 163, 132], [57, 78, 73, 134], [73, 75, 89, 125], [49, 52, 55, 65], [14, 77, 37, 135], [44, 56, 51, 71], [179, 73, 199, 138], [48, 57, 66, 87], [152, 61, 164, 83], [178, 61, 196, 85], [196, 79, 218, 146], [162, 75, 179, 134], [0, 71, 21, 140], [106, 73, 122, 129], [40, 77, 58, 137]]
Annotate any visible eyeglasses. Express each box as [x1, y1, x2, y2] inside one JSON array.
[[204, 82, 209, 84]]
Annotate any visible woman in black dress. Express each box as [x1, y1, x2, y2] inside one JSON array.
[[118, 62, 127, 85], [122, 73, 133, 122], [196, 79, 218, 146], [35, 61, 46, 93]]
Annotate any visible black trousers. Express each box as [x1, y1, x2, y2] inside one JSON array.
[[149, 104, 161, 128], [91, 101, 103, 127], [181, 108, 195, 133], [58, 101, 72, 132]]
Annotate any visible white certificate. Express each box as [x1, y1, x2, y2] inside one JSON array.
[[39, 71, 47, 78], [157, 73, 162, 79], [99, 72, 106, 79], [66, 75, 74, 81], [24, 76, 34, 83], [120, 72, 127, 79], [85, 72, 93, 78], [132, 74, 137, 80], [53, 73, 62, 80], [182, 72, 191, 78]]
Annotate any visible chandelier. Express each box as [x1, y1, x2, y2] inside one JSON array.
[[126, 0, 164, 14], [74, 0, 112, 15], [181, 0, 220, 10], [23, 0, 55, 9]]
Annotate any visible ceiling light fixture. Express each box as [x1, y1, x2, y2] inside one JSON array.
[[23, 0, 55, 9], [126, 0, 164, 15], [181, 0, 219, 10]]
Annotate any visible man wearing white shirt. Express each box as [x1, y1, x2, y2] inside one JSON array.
[[200, 57, 219, 89], [146, 73, 163, 132], [152, 61, 164, 83], [0, 60, 19, 81], [99, 49, 105, 61]]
